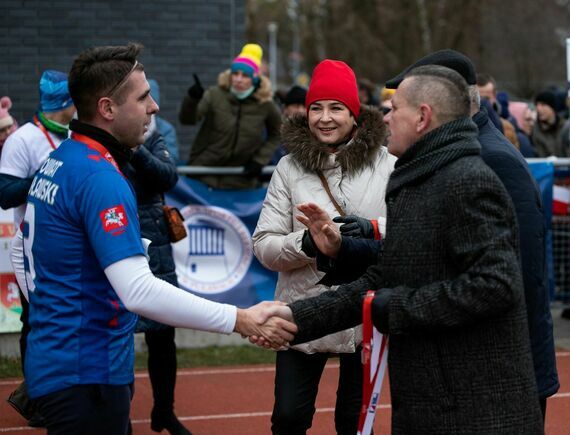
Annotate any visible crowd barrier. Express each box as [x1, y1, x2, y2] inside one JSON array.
[[0, 159, 569, 333]]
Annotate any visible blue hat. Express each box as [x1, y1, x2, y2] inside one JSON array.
[[39, 70, 73, 113]]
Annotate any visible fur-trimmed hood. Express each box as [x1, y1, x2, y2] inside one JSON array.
[[282, 105, 388, 176], [217, 69, 274, 104]]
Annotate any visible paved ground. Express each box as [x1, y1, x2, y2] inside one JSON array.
[[1, 353, 570, 434], [0, 305, 569, 434]]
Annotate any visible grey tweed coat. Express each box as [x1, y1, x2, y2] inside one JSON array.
[[290, 118, 544, 434]]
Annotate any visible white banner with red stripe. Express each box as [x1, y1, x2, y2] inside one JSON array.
[[357, 291, 389, 435]]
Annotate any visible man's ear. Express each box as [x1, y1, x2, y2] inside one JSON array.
[[97, 97, 115, 121], [416, 103, 433, 133]]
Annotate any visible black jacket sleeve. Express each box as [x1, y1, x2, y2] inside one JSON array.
[[0, 173, 34, 209], [130, 133, 179, 194], [290, 261, 384, 345], [317, 237, 382, 286]]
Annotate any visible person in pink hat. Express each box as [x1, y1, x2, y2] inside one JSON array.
[[253, 59, 396, 435], [0, 96, 18, 151], [179, 43, 282, 189]]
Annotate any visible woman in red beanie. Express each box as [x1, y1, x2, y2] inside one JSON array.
[[253, 59, 396, 435]]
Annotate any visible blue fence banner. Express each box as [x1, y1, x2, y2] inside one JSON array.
[[166, 177, 277, 307], [528, 161, 555, 299]]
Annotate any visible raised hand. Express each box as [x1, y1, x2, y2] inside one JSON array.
[[234, 301, 297, 349], [296, 202, 341, 258], [187, 73, 205, 100]]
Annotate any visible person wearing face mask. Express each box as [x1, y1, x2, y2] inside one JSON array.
[[252, 59, 396, 435], [179, 43, 281, 189]]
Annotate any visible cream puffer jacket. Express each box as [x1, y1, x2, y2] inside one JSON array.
[[253, 106, 396, 353]]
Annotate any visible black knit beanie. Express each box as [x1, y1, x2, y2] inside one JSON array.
[[535, 91, 557, 112]]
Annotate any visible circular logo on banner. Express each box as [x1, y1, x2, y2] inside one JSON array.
[[172, 205, 253, 295]]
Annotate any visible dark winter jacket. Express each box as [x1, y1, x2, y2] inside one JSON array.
[[320, 109, 559, 400], [179, 70, 282, 189], [532, 116, 570, 157], [290, 118, 543, 434], [0, 173, 33, 209], [125, 130, 179, 287], [474, 109, 559, 399]]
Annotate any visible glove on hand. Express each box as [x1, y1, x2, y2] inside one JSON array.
[[243, 160, 264, 177], [333, 215, 374, 239], [187, 73, 205, 100]]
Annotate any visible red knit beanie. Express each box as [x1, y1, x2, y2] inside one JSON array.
[[306, 59, 360, 119]]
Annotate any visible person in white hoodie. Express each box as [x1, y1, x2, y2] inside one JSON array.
[[253, 59, 396, 435]]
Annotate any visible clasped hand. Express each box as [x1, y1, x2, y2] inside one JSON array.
[[235, 301, 296, 350]]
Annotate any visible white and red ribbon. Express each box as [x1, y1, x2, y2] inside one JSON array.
[[357, 290, 389, 435]]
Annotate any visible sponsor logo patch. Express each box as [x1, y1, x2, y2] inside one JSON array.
[[100, 205, 128, 234]]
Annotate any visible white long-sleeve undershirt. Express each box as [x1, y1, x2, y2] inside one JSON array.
[[105, 255, 236, 333], [11, 229, 27, 301], [10, 231, 237, 334]]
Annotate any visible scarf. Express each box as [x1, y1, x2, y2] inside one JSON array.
[[230, 85, 256, 100], [387, 117, 481, 198], [36, 111, 69, 138]]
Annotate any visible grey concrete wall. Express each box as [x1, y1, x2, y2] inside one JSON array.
[[0, 0, 245, 162]]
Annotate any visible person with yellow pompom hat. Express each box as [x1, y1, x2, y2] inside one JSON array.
[[179, 43, 282, 189]]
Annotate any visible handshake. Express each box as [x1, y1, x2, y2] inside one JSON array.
[[234, 301, 297, 349], [234, 202, 376, 350]]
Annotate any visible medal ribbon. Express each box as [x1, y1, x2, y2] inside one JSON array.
[[33, 115, 58, 150], [71, 132, 124, 177]]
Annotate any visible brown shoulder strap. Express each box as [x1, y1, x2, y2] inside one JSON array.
[[316, 170, 346, 217]]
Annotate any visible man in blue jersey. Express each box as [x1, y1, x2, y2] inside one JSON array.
[[11, 43, 296, 435]]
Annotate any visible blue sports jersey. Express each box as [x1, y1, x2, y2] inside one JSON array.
[[22, 136, 144, 399]]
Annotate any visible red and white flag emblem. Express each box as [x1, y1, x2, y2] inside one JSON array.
[[99, 205, 128, 233], [553, 185, 570, 215]]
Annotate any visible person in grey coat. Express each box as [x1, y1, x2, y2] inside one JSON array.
[[331, 49, 559, 418], [257, 65, 544, 434]]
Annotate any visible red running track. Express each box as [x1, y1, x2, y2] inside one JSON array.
[[1, 351, 569, 434]]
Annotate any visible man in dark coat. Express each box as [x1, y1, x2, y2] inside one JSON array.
[[364, 50, 560, 418], [261, 65, 544, 434], [331, 49, 559, 418]]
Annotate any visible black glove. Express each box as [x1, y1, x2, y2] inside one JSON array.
[[187, 73, 204, 100], [333, 215, 374, 239], [301, 230, 317, 257], [243, 160, 264, 177]]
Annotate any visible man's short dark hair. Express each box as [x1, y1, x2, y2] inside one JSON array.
[[476, 73, 496, 91], [403, 65, 471, 123], [68, 43, 145, 121]]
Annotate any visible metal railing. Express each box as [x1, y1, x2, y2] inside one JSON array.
[[176, 165, 276, 176], [177, 158, 570, 303]]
